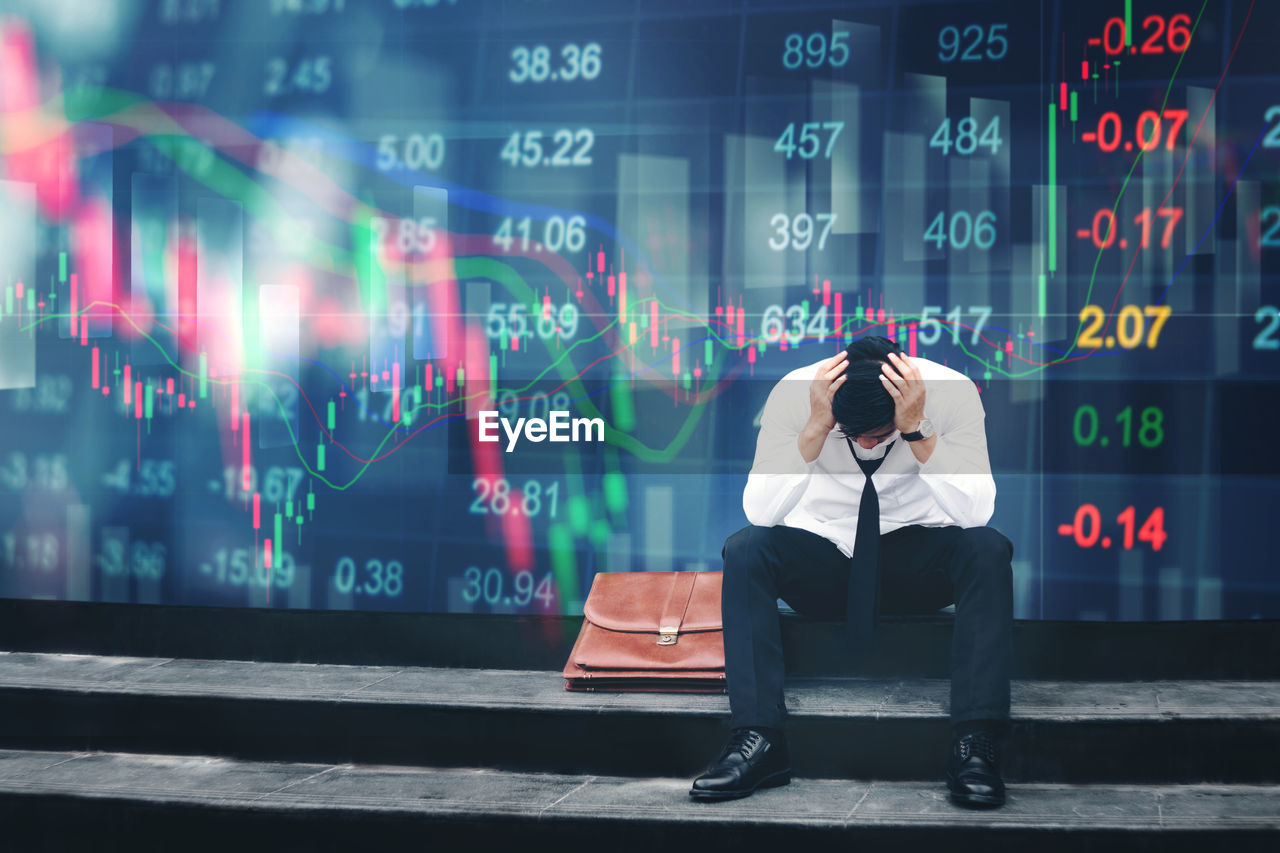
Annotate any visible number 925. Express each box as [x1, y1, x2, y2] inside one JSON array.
[[938, 24, 1008, 63]]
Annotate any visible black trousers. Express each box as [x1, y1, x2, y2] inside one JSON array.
[[721, 524, 1014, 731]]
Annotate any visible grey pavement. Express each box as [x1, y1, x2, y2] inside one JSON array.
[[2, 651, 1278, 722], [1, 748, 1278, 831]]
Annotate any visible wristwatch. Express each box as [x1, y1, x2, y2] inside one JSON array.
[[901, 418, 935, 442]]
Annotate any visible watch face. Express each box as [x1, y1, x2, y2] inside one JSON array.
[[919, 419, 936, 438]]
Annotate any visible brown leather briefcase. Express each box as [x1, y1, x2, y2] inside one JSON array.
[[562, 570, 726, 693]]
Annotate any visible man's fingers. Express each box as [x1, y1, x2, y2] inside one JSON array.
[[880, 362, 907, 388], [888, 351, 918, 380], [879, 374, 902, 399]]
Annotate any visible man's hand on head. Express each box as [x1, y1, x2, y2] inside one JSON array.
[[881, 352, 938, 463], [797, 350, 848, 462], [806, 350, 848, 433], [880, 351, 925, 434]]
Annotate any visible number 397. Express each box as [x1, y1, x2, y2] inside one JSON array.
[[769, 212, 837, 252]]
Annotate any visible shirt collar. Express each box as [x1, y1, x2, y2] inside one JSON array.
[[847, 431, 900, 461]]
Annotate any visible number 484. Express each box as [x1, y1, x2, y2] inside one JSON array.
[[930, 116, 1002, 156]]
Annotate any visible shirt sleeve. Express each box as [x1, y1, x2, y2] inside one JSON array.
[[910, 376, 997, 527], [742, 374, 818, 526]]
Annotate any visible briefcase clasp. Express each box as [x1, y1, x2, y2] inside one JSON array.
[[658, 626, 679, 645]]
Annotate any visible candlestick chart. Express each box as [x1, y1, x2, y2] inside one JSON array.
[[1, 0, 1277, 620]]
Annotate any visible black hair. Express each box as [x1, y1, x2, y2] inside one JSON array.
[[830, 335, 902, 438]]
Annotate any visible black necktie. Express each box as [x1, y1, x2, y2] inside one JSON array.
[[845, 438, 894, 651]]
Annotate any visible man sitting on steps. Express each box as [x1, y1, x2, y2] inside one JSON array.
[[689, 335, 1015, 808]]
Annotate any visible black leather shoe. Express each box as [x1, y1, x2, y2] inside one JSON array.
[[689, 727, 792, 801], [946, 730, 1006, 808]]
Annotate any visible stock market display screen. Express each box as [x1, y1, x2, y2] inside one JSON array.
[[0, 0, 1276, 621]]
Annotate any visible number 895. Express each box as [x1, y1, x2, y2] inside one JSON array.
[[782, 31, 850, 70]]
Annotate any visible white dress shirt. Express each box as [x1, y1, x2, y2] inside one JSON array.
[[742, 355, 996, 558]]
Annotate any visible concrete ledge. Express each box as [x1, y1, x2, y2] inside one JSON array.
[[1, 652, 1278, 784], [1, 652, 1278, 722], [2, 598, 1278, 679], [0, 749, 1277, 851]]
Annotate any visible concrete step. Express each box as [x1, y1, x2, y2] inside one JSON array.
[[1, 652, 1277, 784], [0, 748, 1276, 851], [4, 599, 1279, 680]]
